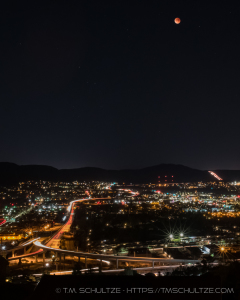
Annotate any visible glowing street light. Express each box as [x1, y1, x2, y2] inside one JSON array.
[[180, 233, 183, 237], [169, 234, 173, 239]]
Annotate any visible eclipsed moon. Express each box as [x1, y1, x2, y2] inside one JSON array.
[[174, 18, 181, 24]]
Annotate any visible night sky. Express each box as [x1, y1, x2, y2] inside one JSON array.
[[1, 1, 240, 170]]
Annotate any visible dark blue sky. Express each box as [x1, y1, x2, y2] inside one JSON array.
[[0, 1, 240, 170]]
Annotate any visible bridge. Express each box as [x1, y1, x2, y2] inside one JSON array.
[[8, 198, 201, 269]]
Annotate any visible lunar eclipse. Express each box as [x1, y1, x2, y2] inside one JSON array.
[[174, 18, 181, 24]]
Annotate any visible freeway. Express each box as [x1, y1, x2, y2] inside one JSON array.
[[2, 206, 34, 227], [31, 265, 185, 277], [8, 249, 43, 261], [9, 198, 201, 266], [0, 219, 6, 226], [5, 237, 40, 254], [33, 198, 200, 265], [34, 239, 200, 264], [8, 198, 107, 261]]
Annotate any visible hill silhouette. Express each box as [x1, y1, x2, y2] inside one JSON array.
[[0, 162, 222, 185]]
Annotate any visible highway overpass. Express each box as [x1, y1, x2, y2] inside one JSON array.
[[8, 198, 201, 268]]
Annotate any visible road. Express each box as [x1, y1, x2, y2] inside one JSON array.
[[33, 198, 200, 265], [9, 198, 201, 266], [31, 264, 198, 277], [4, 237, 40, 254]]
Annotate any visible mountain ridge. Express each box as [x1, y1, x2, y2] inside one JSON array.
[[0, 162, 226, 185]]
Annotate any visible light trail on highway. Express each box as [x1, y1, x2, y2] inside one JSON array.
[[32, 198, 200, 265], [31, 264, 197, 277], [9, 196, 201, 267]]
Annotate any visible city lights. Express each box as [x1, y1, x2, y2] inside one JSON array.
[[1, 178, 240, 284]]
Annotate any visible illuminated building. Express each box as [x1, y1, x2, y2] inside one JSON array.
[[0, 234, 23, 240]]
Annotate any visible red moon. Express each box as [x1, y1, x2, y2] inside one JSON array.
[[174, 18, 181, 24]]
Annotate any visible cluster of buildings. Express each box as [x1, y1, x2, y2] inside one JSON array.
[[0, 180, 240, 266], [0, 181, 115, 202]]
